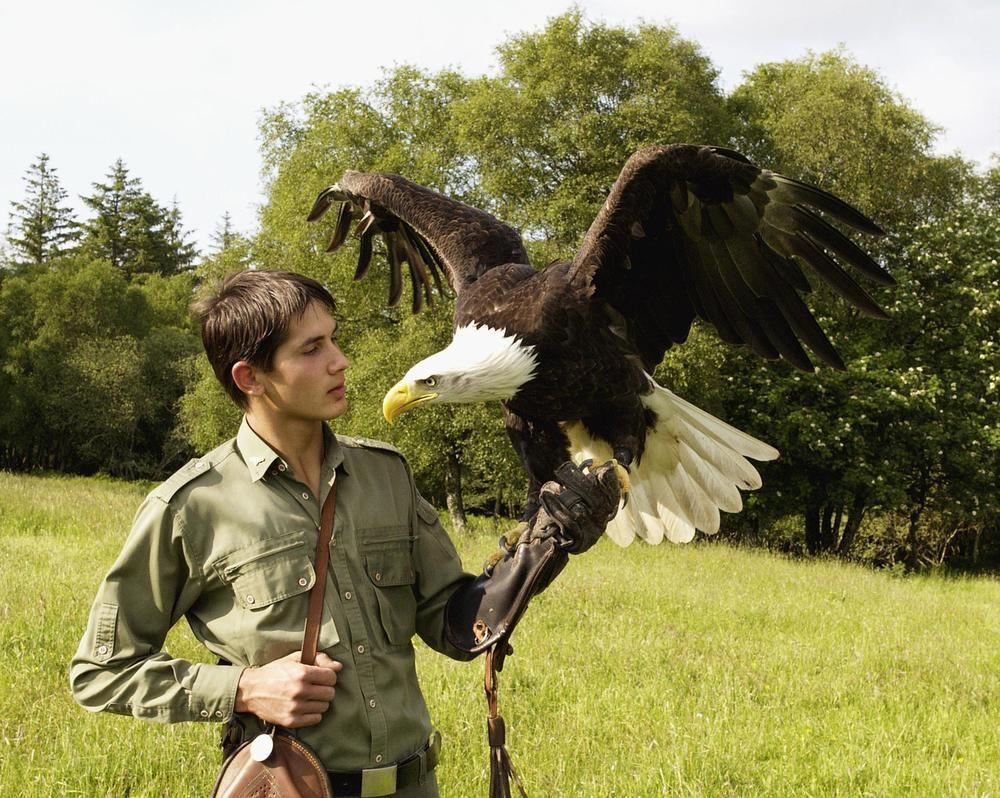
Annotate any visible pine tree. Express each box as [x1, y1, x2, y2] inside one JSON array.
[[210, 211, 237, 253], [7, 153, 80, 264], [80, 160, 197, 277], [80, 159, 140, 273], [162, 200, 198, 272]]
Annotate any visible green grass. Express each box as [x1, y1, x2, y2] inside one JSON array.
[[1, 471, 998, 797]]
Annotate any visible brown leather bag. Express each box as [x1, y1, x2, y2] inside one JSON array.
[[211, 730, 333, 798], [210, 483, 338, 798]]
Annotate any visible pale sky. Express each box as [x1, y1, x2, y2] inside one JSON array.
[[1, 0, 997, 255]]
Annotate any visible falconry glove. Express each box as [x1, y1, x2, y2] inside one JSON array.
[[444, 459, 621, 656], [535, 459, 622, 553]]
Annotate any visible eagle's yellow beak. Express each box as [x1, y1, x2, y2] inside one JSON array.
[[382, 380, 439, 423]]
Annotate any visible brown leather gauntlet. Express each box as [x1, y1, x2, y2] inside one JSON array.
[[444, 460, 621, 655], [445, 530, 569, 655]]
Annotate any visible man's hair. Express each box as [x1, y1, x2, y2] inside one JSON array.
[[191, 270, 336, 409]]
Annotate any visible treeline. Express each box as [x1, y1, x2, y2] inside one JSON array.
[[2, 12, 997, 570], [0, 157, 236, 476], [6, 156, 198, 276]]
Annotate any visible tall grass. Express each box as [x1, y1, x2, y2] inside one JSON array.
[[1, 472, 997, 796]]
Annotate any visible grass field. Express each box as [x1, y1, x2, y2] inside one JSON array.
[[1, 471, 997, 797]]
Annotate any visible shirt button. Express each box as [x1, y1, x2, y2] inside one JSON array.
[[357, 644, 365, 654], [368, 698, 377, 709], [214, 710, 224, 718], [298, 577, 308, 587], [374, 572, 382, 582], [96, 644, 109, 655], [302, 492, 310, 500], [245, 595, 255, 604], [278, 463, 286, 472], [199, 710, 209, 718], [375, 754, 383, 764], [344, 591, 352, 600]]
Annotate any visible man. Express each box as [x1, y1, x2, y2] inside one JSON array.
[[71, 270, 616, 797]]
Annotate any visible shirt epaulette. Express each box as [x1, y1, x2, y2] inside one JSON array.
[[152, 457, 214, 502], [416, 496, 441, 525], [336, 435, 404, 458]]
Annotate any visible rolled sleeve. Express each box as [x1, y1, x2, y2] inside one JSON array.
[[69, 495, 242, 723]]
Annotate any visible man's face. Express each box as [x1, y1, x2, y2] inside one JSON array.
[[254, 301, 349, 422]]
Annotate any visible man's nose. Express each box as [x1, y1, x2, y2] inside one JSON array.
[[329, 346, 349, 372]]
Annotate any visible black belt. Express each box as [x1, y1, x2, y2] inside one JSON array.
[[327, 732, 441, 797]]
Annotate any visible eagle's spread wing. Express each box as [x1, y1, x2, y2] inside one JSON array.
[[569, 144, 893, 371], [308, 171, 529, 312]]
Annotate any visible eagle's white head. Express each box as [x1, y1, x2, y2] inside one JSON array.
[[382, 323, 539, 421]]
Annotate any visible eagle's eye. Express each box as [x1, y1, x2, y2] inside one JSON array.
[[424, 377, 437, 388]]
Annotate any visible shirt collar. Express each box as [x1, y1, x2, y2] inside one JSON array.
[[236, 417, 348, 482], [322, 424, 348, 477]]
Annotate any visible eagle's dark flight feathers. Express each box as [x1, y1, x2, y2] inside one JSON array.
[[308, 144, 889, 373]]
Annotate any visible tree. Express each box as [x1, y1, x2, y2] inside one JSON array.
[[6, 153, 80, 265], [174, 355, 243, 456], [161, 200, 198, 271], [211, 211, 238, 253], [731, 51, 970, 238], [719, 50, 991, 564], [0, 256, 201, 475], [0, 257, 145, 470], [80, 160, 135, 273], [80, 160, 196, 277], [878, 166, 999, 568], [457, 10, 733, 264]]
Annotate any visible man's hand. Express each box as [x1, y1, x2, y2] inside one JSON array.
[[234, 650, 342, 728]]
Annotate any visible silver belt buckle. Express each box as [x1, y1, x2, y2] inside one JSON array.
[[360, 763, 398, 797]]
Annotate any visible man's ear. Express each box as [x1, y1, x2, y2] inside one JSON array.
[[232, 361, 265, 400]]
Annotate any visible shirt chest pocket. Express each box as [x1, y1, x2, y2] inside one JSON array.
[[361, 530, 417, 648], [214, 533, 340, 665]]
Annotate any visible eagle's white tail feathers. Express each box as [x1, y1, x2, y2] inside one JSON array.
[[673, 417, 764, 490], [677, 440, 743, 513], [561, 380, 778, 546], [667, 390, 780, 461]]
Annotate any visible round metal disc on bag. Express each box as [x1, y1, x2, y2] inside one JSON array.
[[249, 732, 274, 762]]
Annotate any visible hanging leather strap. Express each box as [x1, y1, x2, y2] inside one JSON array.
[[301, 479, 337, 666], [484, 648, 527, 798]]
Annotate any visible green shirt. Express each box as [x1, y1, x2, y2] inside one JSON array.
[[70, 418, 475, 770]]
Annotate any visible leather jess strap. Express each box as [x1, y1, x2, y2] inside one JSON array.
[[301, 480, 337, 666]]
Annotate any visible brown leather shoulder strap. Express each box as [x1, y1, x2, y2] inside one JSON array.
[[301, 480, 337, 666]]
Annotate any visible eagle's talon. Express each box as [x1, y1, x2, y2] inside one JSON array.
[[509, 520, 532, 547], [608, 458, 632, 506], [484, 520, 531, 570], [483, 548, 505, 571]]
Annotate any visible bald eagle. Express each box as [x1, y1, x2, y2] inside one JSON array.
[[308, 145, 890, 545]]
